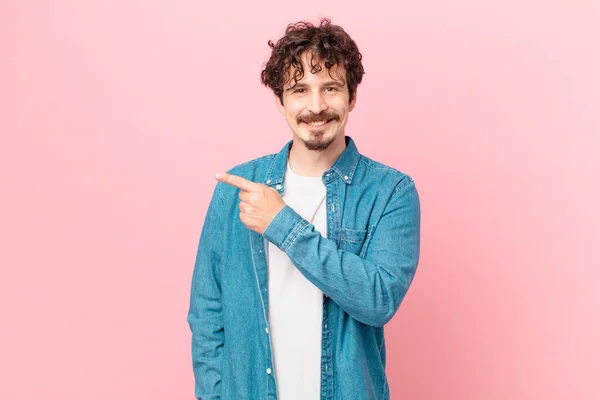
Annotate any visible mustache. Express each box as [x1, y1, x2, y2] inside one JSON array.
[[297, 112, 339, 124]]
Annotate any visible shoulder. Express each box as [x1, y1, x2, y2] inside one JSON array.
[[226, 153, 275, 177], [357, 154, 415, 191]]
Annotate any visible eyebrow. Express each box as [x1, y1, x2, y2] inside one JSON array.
[[285, 81, 345, 91]]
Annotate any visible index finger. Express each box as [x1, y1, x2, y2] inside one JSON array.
[[215, 172, 260, 192]]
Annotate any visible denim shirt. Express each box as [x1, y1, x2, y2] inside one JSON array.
[[188, 136, 421, 400]]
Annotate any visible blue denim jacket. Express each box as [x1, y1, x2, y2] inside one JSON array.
[[188, 136, 421, 400]]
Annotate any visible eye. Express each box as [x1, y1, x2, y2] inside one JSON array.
[[293, 88, 305, 93], [325, 87, 338, 92]]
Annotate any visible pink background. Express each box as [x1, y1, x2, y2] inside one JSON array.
[[1, 1, 599, 399]]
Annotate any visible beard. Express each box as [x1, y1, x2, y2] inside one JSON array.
[[302, 130, 336, 151], [297, 112, 339, 151]]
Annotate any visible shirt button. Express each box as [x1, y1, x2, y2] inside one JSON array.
[[265, 327, 269, 334], [324, 324, 327, 329], [266, 179, 271, 184], [344, 175, 349, 181], [276, 184, 282, 190], [266, 368, 272, 374]]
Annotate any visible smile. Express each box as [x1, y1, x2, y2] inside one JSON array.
[[302, 119, 333, 129]]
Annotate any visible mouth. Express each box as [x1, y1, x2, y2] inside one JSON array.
[[301, 119, 334, 130]]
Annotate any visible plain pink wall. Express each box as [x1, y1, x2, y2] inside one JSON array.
[[1, 0, 599, 399]]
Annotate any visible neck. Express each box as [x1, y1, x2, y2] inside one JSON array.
[[288, 135, 346, 177]]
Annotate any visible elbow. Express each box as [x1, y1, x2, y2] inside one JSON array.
[[363, 283, 410, 327], [354, 300, 400, 328], [370, 304, 398, 327], [368, 263, 419, 327]]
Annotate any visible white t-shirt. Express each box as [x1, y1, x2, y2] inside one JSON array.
[[266, 160, 327, 400]]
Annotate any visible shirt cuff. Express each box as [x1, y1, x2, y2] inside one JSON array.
[[263, 205, 309, 252]]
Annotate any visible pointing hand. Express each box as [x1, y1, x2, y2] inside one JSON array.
[[215, 172, 286, 235]]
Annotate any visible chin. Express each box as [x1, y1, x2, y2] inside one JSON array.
[[303, 131, 337, 151]]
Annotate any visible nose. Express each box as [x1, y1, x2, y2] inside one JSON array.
[[307, 91, 327, 114]]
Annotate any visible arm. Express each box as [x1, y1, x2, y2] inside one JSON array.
[[187, 183, 225, 399], [263, 177, 421, 327]]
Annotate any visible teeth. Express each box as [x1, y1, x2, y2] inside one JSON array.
[[308, 120, 328, 127]]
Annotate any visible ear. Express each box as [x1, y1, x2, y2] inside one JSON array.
[[349, 90, 357, 112], [275, 94, 286, 116]]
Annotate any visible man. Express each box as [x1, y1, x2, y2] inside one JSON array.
[[188, 18, 421, 400]]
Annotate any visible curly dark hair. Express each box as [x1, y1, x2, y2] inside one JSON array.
[[260, 18, 365, 105]]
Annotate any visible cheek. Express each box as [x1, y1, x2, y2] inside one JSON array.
[[286, 108, 302, 122], [285, 99, 304, 114]]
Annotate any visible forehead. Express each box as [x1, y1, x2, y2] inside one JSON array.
[[284, 52, 347, 88]]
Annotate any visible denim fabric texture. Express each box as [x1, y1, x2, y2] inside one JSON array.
[[187, 136, 421, 400]]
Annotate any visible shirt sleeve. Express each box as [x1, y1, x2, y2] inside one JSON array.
[[263, 177, 421, 327], [187, 183, 225, 399]]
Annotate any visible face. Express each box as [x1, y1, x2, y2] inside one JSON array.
[[275, 52, 357, 151]]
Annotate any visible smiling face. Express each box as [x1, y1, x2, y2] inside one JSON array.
[[276, 51, 357, 151]]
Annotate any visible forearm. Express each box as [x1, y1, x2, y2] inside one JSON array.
[[189, 310, 224, 398], [188, 183, 226, 398], [263, 180, 420, 327]]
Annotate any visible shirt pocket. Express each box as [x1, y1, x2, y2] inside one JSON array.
[[339, 227, 369, 255]]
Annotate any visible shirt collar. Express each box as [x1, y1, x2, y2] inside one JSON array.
[[263, 135, 360, 188]]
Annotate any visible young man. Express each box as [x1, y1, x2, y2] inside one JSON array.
[[188, 18, 421, 400]]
